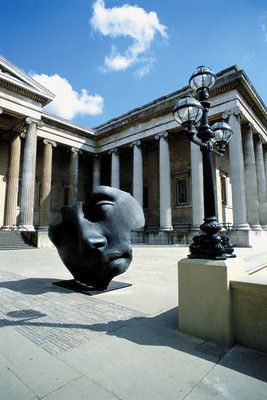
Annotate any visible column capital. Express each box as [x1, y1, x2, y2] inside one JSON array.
[[93, 153, 101, 159], [43, 139, 57, 147], [70, 146, 81, 154], [25, 117, 44, 128], [254, 132, 262, 143], [222, 107, 242, 121], [108, 147, 119, 155], [155, 131, 168, 141], [243, 121, 254, 133], [130, 140, 141, 148]]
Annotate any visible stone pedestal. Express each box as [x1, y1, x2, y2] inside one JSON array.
[[178, 257, 245, 345]]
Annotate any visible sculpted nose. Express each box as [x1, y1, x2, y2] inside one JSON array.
[[86, 235, 107, 249]]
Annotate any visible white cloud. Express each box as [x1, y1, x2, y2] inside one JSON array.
[[31, 73, 104, 120], [90, 0, 167, 73]]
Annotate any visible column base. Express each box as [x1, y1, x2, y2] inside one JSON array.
[[159, 226, 173, 231], [251, 225, 263, 231], [260, 225, 267, 231], [1, 226, 12, 231], [36, 226, 49, 232], [18, 225, 35, 232], [231, 224, 251, 231]]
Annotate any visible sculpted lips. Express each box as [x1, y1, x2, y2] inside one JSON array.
[[105, 251, 132, 262]]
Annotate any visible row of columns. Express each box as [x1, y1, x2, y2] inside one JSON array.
[[106, 133, 205, 230], [226, 110, 267, 231], [106, 112, 267, 232], [3, 110, 267, 232], [108, 133, 173, 230], [3, 117, 81, 230]]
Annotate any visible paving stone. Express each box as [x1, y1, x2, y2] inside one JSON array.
[[41, 376, 120, 400], [185, 346, 267, 400], [0, 367, 37, 400], [59, 318, 224, 400], [0, 327, 80, 398], [0, 351, 11, 370], [0, 248, 266, 400], [0, 270, 143, 355]]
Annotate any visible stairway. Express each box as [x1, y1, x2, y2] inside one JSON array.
[[0, 231, 35, 250]]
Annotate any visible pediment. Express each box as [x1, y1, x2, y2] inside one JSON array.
[[0, 55, 55, 106]]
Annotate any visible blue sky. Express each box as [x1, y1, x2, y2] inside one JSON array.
[[1, 0, 267, 127]]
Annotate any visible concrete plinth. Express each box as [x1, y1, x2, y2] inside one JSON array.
[[231, 268, 267, 353], [36, 231, 55, 249], [230, 229, 267, 247], [178, 257, 246, 345]]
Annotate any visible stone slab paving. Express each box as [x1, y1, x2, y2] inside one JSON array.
[[0, 270, 143, 355], [0, 247, 266, 399]]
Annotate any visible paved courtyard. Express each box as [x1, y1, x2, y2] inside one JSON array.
[[0, 246, 266, 399]]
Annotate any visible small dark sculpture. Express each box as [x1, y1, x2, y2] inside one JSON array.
[[49, 186, 145, 290]]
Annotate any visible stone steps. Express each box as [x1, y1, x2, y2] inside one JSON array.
[[0, 231, 35, 250]]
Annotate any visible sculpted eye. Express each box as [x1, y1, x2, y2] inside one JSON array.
[[95, 200, 114, 213]]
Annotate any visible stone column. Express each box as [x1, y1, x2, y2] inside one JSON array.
[[190, 141, 204, 228], [19, 118, 41, 230], [110, 148, 120, 188], [226, 110, 250, 230], [254, 134, 267, 229], [263, 144, 267, 183], [131, 140, 143, 207], [242, 123, 261, 230], [93, 155, 101, 188], [68, 147, 79, 205], [39, 139, 56, 228], [3, 134, 21, 228], [155, 132, 172, 230]]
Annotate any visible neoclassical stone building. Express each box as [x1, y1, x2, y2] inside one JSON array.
[[1, 55, 267, 247]]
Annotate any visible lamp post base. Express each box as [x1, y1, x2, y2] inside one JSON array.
[[189, 218, 236, 260]]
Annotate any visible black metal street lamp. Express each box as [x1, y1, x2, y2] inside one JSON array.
[[173, 66, 235, 259]]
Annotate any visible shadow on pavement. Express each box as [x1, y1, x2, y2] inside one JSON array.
[[0, 277, 68, 295], [1, 306, 267, 383]]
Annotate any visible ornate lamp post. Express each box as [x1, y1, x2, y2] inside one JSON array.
[[173, 66, 235, 259]]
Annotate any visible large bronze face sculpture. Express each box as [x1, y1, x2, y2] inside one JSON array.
[[49, 186, 145, 290]]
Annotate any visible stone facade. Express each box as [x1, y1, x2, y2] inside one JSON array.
[[1, 55, 267, 247]]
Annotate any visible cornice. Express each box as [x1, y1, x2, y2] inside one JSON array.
[[0, 77, 49, 105], [41, 115, 97, 140], [94, 67, 267, 138]]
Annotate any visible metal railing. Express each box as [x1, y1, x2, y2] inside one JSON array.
[[144, 222, 233, 232], [8, 224, 29, 232]]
